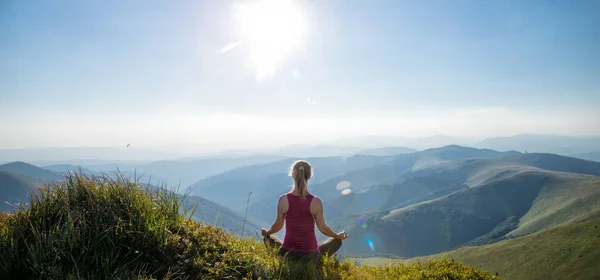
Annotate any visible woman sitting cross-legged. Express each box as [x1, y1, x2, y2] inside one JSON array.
[[262, 160, 348, 262]]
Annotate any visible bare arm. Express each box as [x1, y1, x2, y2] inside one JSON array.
[[311, 197, 347, 239], [263, 195, 288, 236]]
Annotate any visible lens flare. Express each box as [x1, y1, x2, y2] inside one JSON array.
[[341, 189, 352, 195], [220, 41, 242, 53], [336, 181, 351, 190], [367, 239, 375, 251], [357, 217, 368, 229]]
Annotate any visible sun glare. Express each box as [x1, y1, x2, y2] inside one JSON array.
[[235, 0, 307, 80]]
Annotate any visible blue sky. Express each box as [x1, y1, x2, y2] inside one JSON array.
[[1, 0, 599, 150]]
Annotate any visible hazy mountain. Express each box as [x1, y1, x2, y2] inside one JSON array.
[[205, 145, 367, 158], [244, 146, 519, 226], [0, 147, 172, 163], [83, 155, 287, 188], [476, 134, 600, 155], [572, 151, 600, 162], [355, 147, 418, 156], [0, 162, 60, 181], [190, 155, 395, 211], [307, 145, 520, 201], [0, 171, 44, 212], [269, 145, 364, 157], [213, 135, 471, 158], [497, 153, 600, 176], [42, 164, 97, 176], [330, 152, 600, 216], [31, 159, 151, 166], [342, 168, 600, 258], [329, 135, 473, 151]]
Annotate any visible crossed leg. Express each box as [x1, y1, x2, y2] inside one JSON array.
[[263, 235, 343, 256]]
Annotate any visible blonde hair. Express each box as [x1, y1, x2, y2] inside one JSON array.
[[289, 160, 312, 200]]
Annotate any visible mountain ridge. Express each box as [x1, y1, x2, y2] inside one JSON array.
[[0, 171, 44, 212], [0, 161, 60, 181], [341, 168, 600, 258]]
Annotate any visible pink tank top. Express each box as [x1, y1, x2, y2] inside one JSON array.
[[281, 193, 319, 253]]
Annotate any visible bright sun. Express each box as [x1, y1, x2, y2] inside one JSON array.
[[234, 0, 307, 79]]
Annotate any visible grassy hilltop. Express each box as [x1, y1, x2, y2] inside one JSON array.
[[0, 174, 496, 280], [406, 216, 600, 280]]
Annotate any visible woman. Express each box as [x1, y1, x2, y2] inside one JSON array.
[[262, 160, 348, 261]]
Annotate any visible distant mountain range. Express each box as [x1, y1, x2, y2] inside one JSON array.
[[188, 145, 517, 228], [338, 153, 600, 258], [572, 151, 600, 162], [78, 155, 287, 187], [329, 153, 600, 216], [0, 161, 61, 181], [3, 134, 600, 163], [327, 135, 472, 151], [189, 155, 396, 213], [244, 146, 518, 226], [42, 164, 97, 176], [475, 134, 600, 156], [0, 147, 171, 163], [355, 147, 417, 156]]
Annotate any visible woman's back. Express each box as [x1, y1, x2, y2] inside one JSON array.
[[282, 193, 318, 253], [261, 160, 346, 258]]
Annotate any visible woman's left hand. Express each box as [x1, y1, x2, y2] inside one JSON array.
[[261, 228, 269, 236]]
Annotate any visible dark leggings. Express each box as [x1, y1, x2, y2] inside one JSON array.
[[263, 234, 343, 260]]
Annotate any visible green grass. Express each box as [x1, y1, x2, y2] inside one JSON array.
[[0, 174, 496, 279], [354, 216, 600, 280], [508, 172, 600, 237]]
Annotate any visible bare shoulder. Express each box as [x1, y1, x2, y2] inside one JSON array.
[[277, 194, 289, 214], [278, 194, 289, 207], [311, 196, 322, 205], [310, 196, 323, 212]]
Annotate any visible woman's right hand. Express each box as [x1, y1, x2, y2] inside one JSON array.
[[335, 231, 348, 240]]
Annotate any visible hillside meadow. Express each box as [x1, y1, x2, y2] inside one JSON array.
[[353, 216, 600, 280]]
